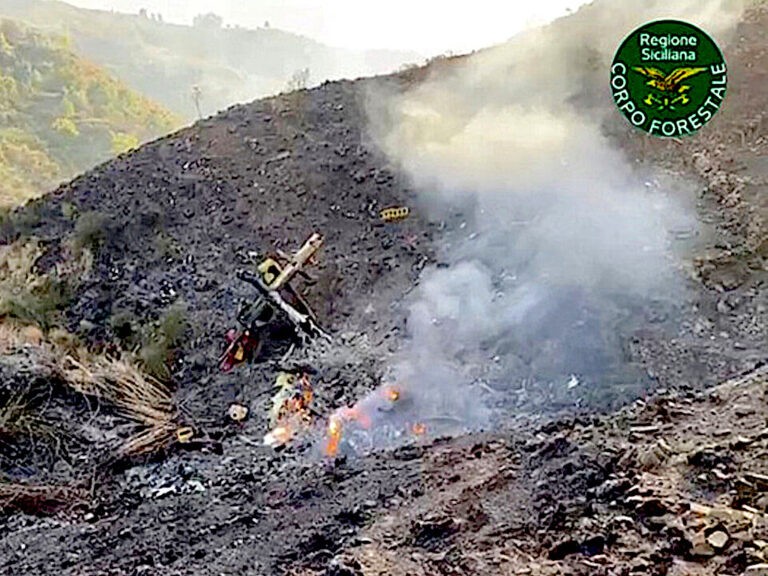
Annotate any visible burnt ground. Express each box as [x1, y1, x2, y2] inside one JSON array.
[[0, 3, 766, 576]]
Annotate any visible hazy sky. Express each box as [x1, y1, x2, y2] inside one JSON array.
[[63, 0, 589, 55]]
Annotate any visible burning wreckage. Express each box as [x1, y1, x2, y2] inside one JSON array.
[[218, 231, 428, 456]]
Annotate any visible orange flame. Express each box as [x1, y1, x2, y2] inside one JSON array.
[[323, 404, 378, 457], [346, 407, 372, 429], [412, 422, 427, 436], [265, 373, 314, 448], [325, 416, 343, 457], [382, 385, 401, 402]]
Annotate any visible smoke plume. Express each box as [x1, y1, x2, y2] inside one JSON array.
[[323, 0, 746, 454]]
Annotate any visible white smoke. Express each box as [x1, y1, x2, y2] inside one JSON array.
[[381, 0, 748, 412], [322, 0, 747, 454]]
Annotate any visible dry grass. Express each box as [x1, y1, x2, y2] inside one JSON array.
[[0, 389, 57, 443], [0, 324, 61, 453], [0, 320, 45, 353], [0, 318, 185, 460], [137, 302, 189, 382], [0, 389, 35, 441], [58, 354, 182, 457], [0, 238, 92, 330]]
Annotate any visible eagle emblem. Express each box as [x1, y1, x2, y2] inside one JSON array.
[[632, 66, 707, 110]]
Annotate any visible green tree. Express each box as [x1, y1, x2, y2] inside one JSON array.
[[51, 117, 79, 137], [111, 131, 140, 155]]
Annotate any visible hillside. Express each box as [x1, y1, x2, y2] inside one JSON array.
[[0, 0, 421, 120], [0, 18, 178, 207], [0, 1, 765, 575]]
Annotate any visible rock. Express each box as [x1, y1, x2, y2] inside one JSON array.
[[733, 436, 754, 449], [635, 498, 668, 517], [582, 534, 605, 556], [629, 557, 653, 573], [326, 557, 362, 576], [755, 495, 768, 511], [630, 425, 660, 435], [548, 539, 580, 560], [689, 531, 715, 559], [638, 446, 664, 470], [707, 530, 729, 550], [746, 472, 768, 489], [746, 564, 768, 576], [689, 502, 712, 516], [153, 485, 177, 498], [610, 515, 635, 527]]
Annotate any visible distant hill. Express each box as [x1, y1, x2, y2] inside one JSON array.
[[0, 0, 421, 119], [0, 18, 178, 206]]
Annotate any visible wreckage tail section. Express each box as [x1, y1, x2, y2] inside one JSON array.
[[220, 233, 331, 373]]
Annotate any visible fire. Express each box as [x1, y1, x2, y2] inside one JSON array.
[[263, 425, 294, 448], [412, 422, 427, 436], [382, 385, 401, 402], [323, 407, 372, 457], [324, 416, 343, 457], [321, 382, 424, 457], [264, 372, 314, 448], [344, 406, 372, 429]]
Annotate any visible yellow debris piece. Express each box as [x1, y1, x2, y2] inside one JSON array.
[[380, 206, 410, 222], [257, 257, 283, 288], [175, 426, 195, 444]]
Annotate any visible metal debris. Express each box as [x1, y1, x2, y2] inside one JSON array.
[[380, 206, 410, 222], [227, 403, 249, 422]]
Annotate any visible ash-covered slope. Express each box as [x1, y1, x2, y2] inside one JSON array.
[[3, 77, 440, 421], [0, 2, 766, 575], [1, 0, 761, 429]]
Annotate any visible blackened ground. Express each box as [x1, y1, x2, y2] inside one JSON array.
[[0, 4, 766, 576], [2, 70, 761, 429], [3, 77, 440, 427]]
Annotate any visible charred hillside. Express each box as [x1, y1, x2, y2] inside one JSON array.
[[2, 59, 760, 430], [1, 77, 441, 417], [0, 2, 766, 575]]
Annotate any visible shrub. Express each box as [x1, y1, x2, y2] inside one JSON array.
[[60, 202, 78, 221], [109, 309, 138, 347], [0, 238, 91, 331], [154, 232, 179, 259], [0, 276, 70, 331], [72, 211, 108, 253], [158, 302, 187, 346], [138, 340, 170, 381], [136, 302, 188, 381]]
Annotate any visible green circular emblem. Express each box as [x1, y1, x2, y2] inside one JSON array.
[[610, 19, 727, 137]]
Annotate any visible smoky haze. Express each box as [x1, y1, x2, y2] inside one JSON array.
[[359, 0, 746, 433], [0, 0, 425, 120], [62, 0, 591, 55]]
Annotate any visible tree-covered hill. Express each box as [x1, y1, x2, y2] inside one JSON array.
[[0, 18, 179, 207], [0, 0, 421, 120]]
